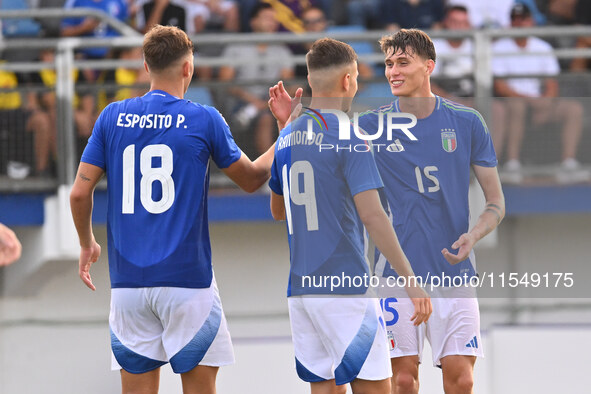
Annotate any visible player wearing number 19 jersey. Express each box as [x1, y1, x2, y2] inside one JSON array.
[[267, 38, 431, 393], [357, 29, 505, 394], [70, 25, 275, 393]]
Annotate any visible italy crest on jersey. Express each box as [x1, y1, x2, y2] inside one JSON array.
[[441, 130, 457, 152]]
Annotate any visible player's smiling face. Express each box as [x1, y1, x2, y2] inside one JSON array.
[[384, 47, 434, 98]]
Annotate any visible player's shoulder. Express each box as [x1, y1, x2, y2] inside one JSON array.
[[438, 97, 488, 130], [357, 101, 397, 120]]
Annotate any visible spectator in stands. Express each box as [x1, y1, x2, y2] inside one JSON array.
[[492, 3, 589, 184], [240, 0, 323, 33], [293, 6, 374, 88], [449, 0, 544, 29], [346, 0, 380, 28], [431, 5, 476, 99], [379, 0, 444, 31], [188, 0, 240, 32], [570, 0, 591, 71], [98, 46, 149, 108], [219, 2, 294, 154], [61, 0, 129, 61], [0, 65, 33, 178], [26, 48, 97, 174], [135, 0, 191, 34], [431, 5, 506, 155]]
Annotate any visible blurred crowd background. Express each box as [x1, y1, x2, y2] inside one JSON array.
[[1, 0, 591, 187]]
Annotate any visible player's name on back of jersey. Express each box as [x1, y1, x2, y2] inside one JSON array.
[[277, 129, 324, 150], [116, 113, 188, 129]]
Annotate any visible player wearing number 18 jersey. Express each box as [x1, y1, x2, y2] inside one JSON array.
[[70, 25, 275, 394], [267, 38, 431, 394]]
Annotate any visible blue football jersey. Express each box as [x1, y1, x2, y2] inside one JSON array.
[[269, 111, 384, 296], [357, 96, 497, 281], [81, 90, 242, 288]]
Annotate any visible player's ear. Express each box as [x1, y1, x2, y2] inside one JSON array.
[[342, 72, 351, 92], [426, 59, 435, 75], [182, 59, 192, 78], [144, 60, 150, 74]]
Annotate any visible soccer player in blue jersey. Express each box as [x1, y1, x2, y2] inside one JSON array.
[[356, 29, 505, 394], [268, 38, 431, 394], [70, 25, 275, 394]]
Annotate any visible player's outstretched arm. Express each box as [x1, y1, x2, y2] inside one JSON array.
[[442, 165, 505, 265], [268, 81, 303, 130], [70, 162, 104, 291], [222, 145, 275, 193], [353, 189, 432, 325], [0, 223, 22, 266]]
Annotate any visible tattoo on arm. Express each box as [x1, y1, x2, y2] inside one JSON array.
[[484, 206, 502, 224], [79, 173, 91, 182], [486, 202, 503, 212]]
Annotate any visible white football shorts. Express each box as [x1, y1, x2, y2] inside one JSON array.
[[378, 281, 483, 366], [288, 296, 392, 385], [109, 278, 234, 374]]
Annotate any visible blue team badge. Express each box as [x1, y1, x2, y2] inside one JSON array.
[[441, 130, 457, 152]]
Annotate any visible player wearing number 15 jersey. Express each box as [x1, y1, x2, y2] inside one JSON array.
[[70, 25, 275, 394], [267, 38, 431, 394], [357, 29, 505, 394]]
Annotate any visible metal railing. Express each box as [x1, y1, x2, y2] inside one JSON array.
[[0, 15, 591, 190]]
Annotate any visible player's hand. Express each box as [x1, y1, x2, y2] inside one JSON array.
[[0, 223, 22, 266], [441, 232, 476, 265], [268, 81, 303, 126], [79, 239, 101, 291], [405, 285, 432, 326]]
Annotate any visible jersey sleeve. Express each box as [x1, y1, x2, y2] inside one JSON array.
[[470, 112, 498, 167], [80, 104, 109, 169], [269, 155, 282, 195], [206, 106, 242, 169], [342, 132, 384, 196]]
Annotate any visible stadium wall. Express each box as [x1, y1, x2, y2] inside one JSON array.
[[1, 214, 590, 393]]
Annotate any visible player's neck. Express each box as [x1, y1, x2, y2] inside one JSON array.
[[309, 95, 348, 111], [149, 80, 185, 99], [398, 93, 436, 119]]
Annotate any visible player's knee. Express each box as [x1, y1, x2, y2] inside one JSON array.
[[443, 373, 473, 394], [393, 371, 418, 393]]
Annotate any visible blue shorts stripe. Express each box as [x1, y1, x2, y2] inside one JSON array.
[[169, 296, 222, 373], [111, 330, 167, 374], [295, 357, 327, 383], [334, 302, 378, 385]]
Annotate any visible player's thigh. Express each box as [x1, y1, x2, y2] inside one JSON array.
[[155, 283, 234, 374], [310, 379, 347, 394], [349, 377, 391, 394], [378, 282, 423, 359], [303, 297, 392, 386], [110, 288, 168, 373], [180, 365, 219, 394], [289, 296, 334, 382], [426, 291, 482, 367], [120, 368, 160, 394]]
